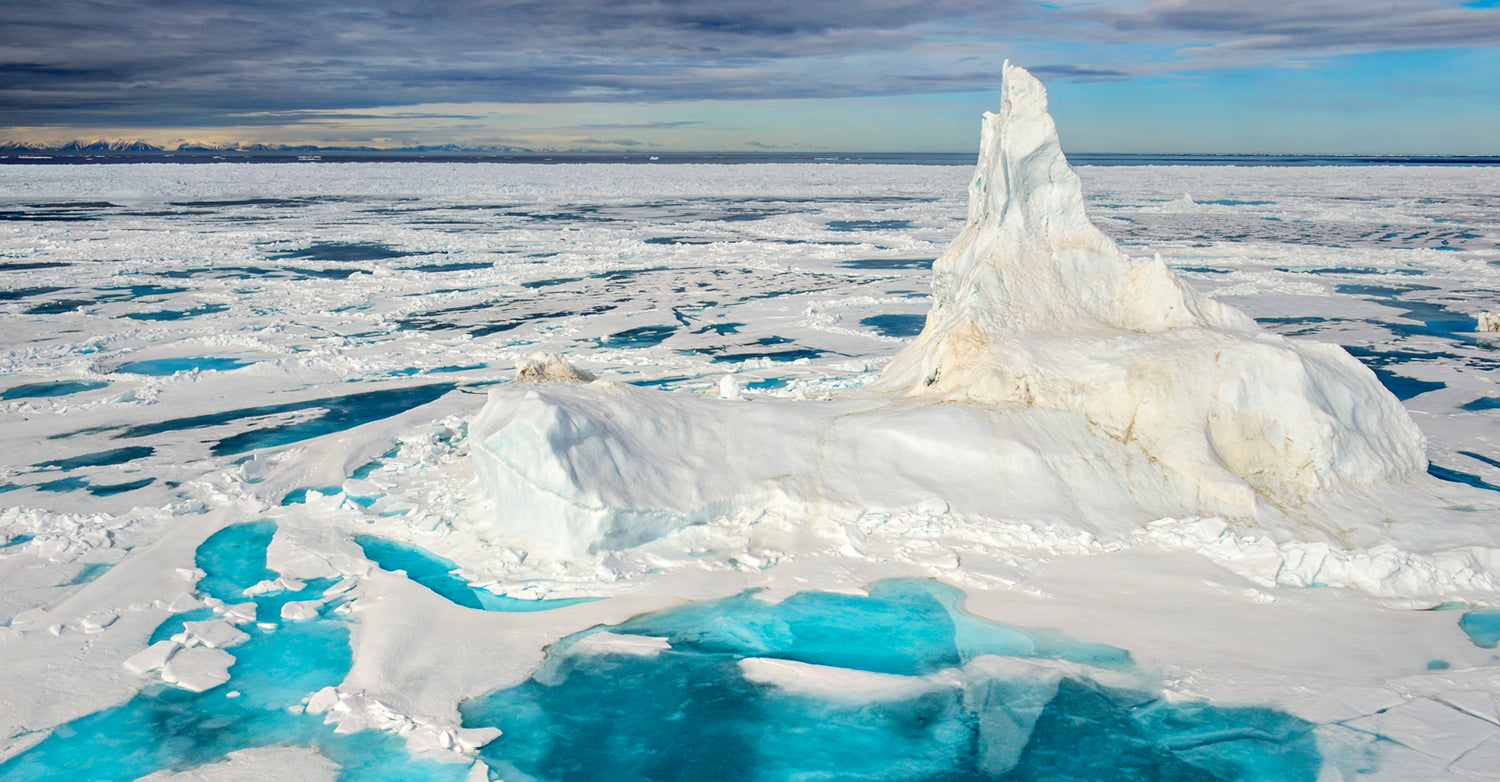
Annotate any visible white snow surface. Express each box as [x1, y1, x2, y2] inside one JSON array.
[[3, 64, 1500, 780]]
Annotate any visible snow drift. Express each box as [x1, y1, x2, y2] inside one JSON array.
[[469, 64, 1450, 563]]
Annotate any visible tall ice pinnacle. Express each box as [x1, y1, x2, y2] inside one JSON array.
[[880, 63, 1426, 508]]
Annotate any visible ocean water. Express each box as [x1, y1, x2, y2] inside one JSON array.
[[2, 161, 1498, 779]]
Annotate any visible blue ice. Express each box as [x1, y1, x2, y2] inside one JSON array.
[[0, 521, 470, 782], [461, 579, 1317, 781]]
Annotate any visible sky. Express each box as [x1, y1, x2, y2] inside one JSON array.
[[3, 0, 1500, 154]]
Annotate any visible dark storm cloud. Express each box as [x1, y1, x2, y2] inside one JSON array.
[[1020, 64, 1129, 82], [0, 0, 1019, 127], [3, 0, 1498, 128]]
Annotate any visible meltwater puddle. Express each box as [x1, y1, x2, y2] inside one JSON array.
[[1459, 609, 1500, 649], [460, 580, 1320, 782], [115, 356, 254, 375], [0, 522, 469, 782], [355, 535, 599, 612]]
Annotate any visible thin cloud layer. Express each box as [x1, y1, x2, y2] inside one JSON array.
[[1080, 0, 1500, 62]]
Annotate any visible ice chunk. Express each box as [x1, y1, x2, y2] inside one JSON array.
[[244, 575, 306, 596], [512, 352, 594, 384], [740, 657, 956, 703], [571, 631, 672, 657], [718, 374, 740, 400], [123, 640, 181, 675], [217, 602, 258, 624], [181, 619, 250, 649], [280, 600, 321, 621], [161, 646, 235, 692], [964, 674, 1061, 776], [464, 761, 492, 782]]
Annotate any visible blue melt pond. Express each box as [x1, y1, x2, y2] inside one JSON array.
[[460, 580, 1320, 782], [598, 324, 677, 349], [34, 445, 154, 470], [122, 303, 230, 322], [280, 486, 345, 505], [0, 520, 469, 782], [87, 477, 154, 496], [34, 475, 89, 493], [1428, 464, 1500, 494], [861, 313, 926, 338], [116, 356, 252, 375], [1, 533, 34, 548], [1460, 610, 1500, 648], [115, 383, 456, 457], [355, 535, 597, 612], [1, 379, 108, 400]]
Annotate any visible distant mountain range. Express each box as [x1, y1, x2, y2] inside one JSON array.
[[0, 140, 544, 153]]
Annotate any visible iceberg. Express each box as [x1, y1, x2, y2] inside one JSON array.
[[467, 64, 1487, 588], [875, 62, 1426, 506]]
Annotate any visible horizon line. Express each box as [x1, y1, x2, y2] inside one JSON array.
[[5, 146, 1500, 164]]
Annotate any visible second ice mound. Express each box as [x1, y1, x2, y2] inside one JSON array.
[[878, 62, 1424, 506]]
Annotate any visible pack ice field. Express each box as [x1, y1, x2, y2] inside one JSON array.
[[3, 71, 1500, 781]]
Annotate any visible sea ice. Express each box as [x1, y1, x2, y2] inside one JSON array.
[[3, 63, 1499, 782], [161, 646, 235, 692]]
